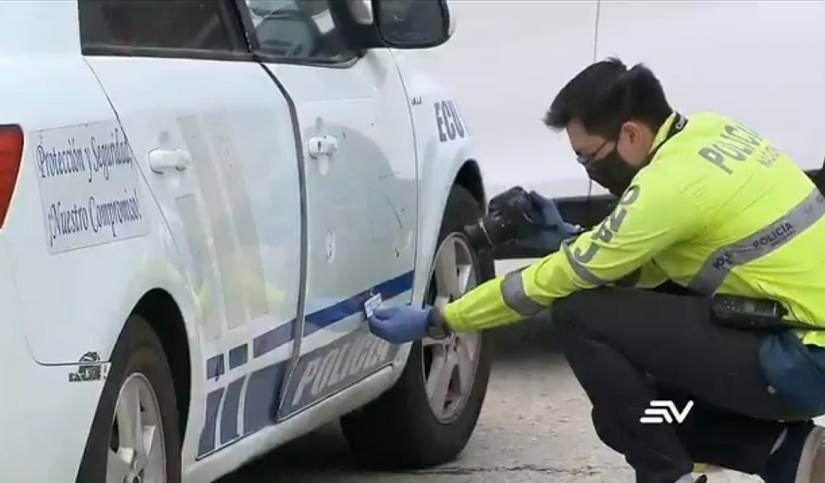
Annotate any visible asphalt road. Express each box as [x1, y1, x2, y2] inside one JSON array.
[[220, 320, 760, 483]]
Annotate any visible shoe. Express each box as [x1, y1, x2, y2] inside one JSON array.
[[766, 422, 825, 483]]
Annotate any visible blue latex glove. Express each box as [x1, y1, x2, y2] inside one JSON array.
[[368, 304, 432, 344], [516, 191, 580, 252], [529, 191, 578, 232]]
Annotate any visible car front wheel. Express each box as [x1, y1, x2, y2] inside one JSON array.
[[340, 185, 494, 468]]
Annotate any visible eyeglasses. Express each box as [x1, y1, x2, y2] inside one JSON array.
[[576, 138, 612, 167]]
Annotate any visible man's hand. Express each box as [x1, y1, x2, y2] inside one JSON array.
[[529, 191, 579, 233], [514, 191, 580, 252], [368, 304, 432, 344]]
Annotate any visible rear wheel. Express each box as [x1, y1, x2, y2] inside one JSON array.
[[107, 373, 168, 483], [76, 316, 181, 483], [341, 185, 494, 468]]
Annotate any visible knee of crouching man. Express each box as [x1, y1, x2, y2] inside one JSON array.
[[551, 291, 592, 328]]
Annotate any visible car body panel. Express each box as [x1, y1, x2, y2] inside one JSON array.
[[185, 362, 400, 482], [0, 237, 108, 483], [260, 47, 419, 419], [391, 50, 485, 312], [0, 56, 173, 365], [83, 56, 306, 462]]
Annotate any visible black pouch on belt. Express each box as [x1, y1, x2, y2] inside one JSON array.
[[710, 294, 825, 332], [711, 294, 825, 386]]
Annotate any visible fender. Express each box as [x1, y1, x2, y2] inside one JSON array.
[[0, 43, 204, 367], [391, 51, 485, 305], [388, 51, 487, 376]]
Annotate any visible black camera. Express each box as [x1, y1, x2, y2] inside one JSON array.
[[464, 186, 544, 249]]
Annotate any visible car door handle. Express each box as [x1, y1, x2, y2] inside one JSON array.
[[149, 148, 191, 173], [307, 135, 339, 158]]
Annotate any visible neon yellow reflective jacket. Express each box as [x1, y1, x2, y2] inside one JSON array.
[[443, 112, 825, 347]]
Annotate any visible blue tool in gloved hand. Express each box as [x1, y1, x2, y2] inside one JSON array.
[[368, 305, 436, 344]]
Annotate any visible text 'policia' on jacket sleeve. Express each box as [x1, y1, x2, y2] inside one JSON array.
[[443, 178, 701, 332]]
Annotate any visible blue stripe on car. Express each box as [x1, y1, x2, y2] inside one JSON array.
[[304, 270, 414, 336], [196, 271, 415, 456], [228, 344, 248, 369], [220, 377, 245, 445], [197, 388, 224, 457], [252, 321, 295, 359], [243, 362, 288, 435], [206, 354, 224, 380]]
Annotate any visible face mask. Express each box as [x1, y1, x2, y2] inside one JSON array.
[[586, 145, 639, 197]]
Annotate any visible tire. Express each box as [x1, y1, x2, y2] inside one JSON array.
[[76, 316, 181, 483], [340, 185, 495, 469]]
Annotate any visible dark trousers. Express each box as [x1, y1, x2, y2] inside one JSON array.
[[552, 287, 812, 483]]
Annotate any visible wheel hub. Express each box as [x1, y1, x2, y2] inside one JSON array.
[[127, 468, 143, 483], [107, 373, 166, 483], [422, 234, 482, 423]]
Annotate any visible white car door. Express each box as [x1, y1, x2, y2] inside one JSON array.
[[79, 0, 304, 461], [238, 0, 419, 418]]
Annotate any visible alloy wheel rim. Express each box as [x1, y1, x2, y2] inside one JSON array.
[[422, 233, 482, 423], [106, 373, 166, 483]]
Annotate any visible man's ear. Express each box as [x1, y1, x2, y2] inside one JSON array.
[[620, 121, 644, 145]]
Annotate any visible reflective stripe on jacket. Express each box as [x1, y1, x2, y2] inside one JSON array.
[[443, 112, 825, 347]]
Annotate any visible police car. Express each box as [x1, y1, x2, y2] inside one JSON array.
[[0, 1, 494, 482]]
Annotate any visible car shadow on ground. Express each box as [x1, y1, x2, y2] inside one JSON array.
[[217, 314, 560, 482]]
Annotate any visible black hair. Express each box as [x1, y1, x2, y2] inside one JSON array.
[[544, 58, 672, 137]]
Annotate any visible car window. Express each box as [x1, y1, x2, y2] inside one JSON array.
[[244, 0, 356, 63], [79, 0, 247, 56]]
